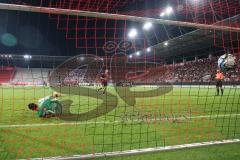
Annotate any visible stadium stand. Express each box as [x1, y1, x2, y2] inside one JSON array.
[[63, 69, 87, 85], [2, 57, 239, 85], [11, 68, 50, 85], [134, 57, 240, 84], [0, 66, 15, 84]]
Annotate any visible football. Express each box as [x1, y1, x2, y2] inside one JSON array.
[[218, 54, 236, 71]]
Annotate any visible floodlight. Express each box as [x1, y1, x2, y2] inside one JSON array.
[[143, 22, 153, 30], [147, 48, 151, 52], [166, 7, 173, 15], [164, 42, 168, 46], [160, 12, 165, 17], [23, 55, 32, 60], [128, 28, 138, 38]]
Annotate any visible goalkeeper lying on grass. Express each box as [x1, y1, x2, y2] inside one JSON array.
[[28, 92, 62, 117]]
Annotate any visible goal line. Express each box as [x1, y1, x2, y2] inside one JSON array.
[[29, 139, 240, 160]]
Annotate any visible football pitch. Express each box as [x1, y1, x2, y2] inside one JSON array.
[[0, 85, 240, 159]]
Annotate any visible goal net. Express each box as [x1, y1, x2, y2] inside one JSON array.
[[0, 0, 239, 159]]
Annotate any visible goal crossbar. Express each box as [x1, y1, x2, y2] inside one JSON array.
[[0, 3, 239, 32]]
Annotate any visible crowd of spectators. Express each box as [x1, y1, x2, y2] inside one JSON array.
[[133, 57, 240, 83], [2, 57, 239, 85]]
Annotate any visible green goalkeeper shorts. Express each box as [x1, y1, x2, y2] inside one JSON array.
[[51, 101, 62, 117]]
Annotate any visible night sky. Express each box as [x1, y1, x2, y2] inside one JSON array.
[[0, 0, 190, 57], [0, 9, 72, 56]]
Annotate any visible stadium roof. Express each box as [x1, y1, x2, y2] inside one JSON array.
[[145, 14, 240, 60]]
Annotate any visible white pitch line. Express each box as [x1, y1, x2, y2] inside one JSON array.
[[30, 139, 240, 160], [1, 113, 240, 129]]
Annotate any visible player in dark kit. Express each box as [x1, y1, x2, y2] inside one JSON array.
[[216, 69, 224, 96], [98, 70, 108, 94]]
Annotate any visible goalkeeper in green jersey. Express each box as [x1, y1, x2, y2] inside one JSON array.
[[28, 92, 62, 117]]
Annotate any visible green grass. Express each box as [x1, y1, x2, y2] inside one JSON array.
[[0, 85, 240, 159]]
